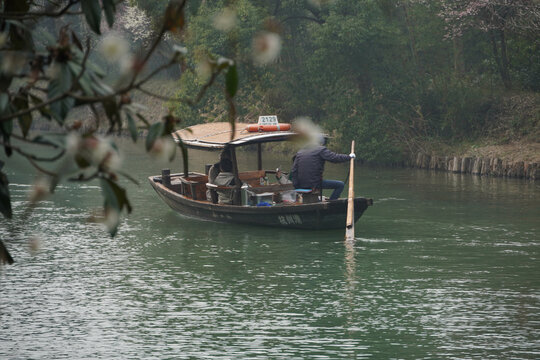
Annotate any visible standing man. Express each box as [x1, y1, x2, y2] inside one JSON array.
[[291, 136, 355, 200]]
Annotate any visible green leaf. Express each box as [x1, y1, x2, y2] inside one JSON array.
[[0, 171, 12, 219], [178, 139, 189, 177], [47, 64, 74, 123], [67, 60, 82, 78], [34, 28, 56, 47], [102, 97, 119, 128], [100, 178, 132, 237], [90, 78, 114, 96], [225, 64, 238, 98], [0, 239, 14, 265], [49, 97, 74, 124], [125, 111, 138, 142], [71, 30, 83, 51], [29, 94, 52, 120], [32, 134, 64, 147], [7, 18, 34, 51], [145, 122, 164, 151], [81, 0, 102, 35], [100, 177, 132, 237], [0, 93, 8, 114], [4, 19, 31, 32], [1, 119, 13, 139], [0, 73, 13, 92], [18, 112, 32, 138], [48, 64, 72, 98], [101, 178, 131, 211], [135, 112, 150, 127], [86, 60, 106, 78], [13, 93, 31, 138], [103, 0, 116, 28], [78, 75, 93, 95]]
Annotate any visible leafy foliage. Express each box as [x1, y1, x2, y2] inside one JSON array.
[[0, 0, 239, 263]]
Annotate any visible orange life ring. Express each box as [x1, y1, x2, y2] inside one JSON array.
[[246, 123, 291, 132]]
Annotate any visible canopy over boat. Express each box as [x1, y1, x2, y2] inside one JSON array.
[[172, 122, 298, 150]]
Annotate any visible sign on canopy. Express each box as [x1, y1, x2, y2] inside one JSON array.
[[258, 115, 278, 126]]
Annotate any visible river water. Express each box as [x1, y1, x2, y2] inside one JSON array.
[[1, 140, 539, 359]]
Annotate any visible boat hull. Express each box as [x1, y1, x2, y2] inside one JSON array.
[[149, 177, 371, 230]]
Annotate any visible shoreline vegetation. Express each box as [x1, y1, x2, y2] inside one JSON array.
[[28, 79, 539, 181], [136, 79, 538, 183]]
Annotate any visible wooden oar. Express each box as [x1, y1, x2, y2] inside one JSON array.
[[345, 140, 355, 241]]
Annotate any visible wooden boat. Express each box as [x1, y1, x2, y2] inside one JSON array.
[[149, 121, 373, 230]]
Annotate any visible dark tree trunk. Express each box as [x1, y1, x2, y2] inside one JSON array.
[[453, 37, 465, 75], [499, 30, 512, 89], [489, 30, 512, 89]]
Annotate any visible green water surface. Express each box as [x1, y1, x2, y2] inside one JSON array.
[[1, 140, 539, 359]]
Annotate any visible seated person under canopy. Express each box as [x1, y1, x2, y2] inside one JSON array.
[[206, 148, 231, 202], [212, 158, 236, 204]]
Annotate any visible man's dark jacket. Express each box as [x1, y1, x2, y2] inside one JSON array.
[[290, 145, 350, 189]]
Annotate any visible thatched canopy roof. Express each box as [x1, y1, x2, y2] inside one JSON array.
[[172, 122, 298, 150]]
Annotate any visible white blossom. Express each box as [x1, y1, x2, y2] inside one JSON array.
[[196, 59, 213, 80], [79, 136, 123, 171], [65, 132, 82, 155], [213, 7, 237, 32], [217, 57, 234, 67], [99, 33, 130, 63], [28, 177, 51, 204], [28, 236, 41, 254], [252, 32, 282, 66], [1, 51, 26, 75], [150, 136, 176, 163], [119, 53, 135, 76], [172, 44, 188, 58]]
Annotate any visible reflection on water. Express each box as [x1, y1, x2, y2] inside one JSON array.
[[1, 140, 539, 359]]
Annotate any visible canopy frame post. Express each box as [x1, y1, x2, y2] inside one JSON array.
[[229, 146, 242, 205], [257, 143, 263, 170]]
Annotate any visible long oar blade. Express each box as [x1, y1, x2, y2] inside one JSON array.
[[345, 140, 355, 241]]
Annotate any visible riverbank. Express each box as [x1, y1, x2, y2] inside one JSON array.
[[408, 141, 539, 180]]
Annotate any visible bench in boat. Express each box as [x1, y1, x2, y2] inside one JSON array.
[[168, 170, 320, 205]]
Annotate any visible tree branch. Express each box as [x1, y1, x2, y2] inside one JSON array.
[[281, 15, 325, 25], [0, 141, 65, 162]]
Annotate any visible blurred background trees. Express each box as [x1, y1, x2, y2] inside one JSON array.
[[164, 0, 539, 161]]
